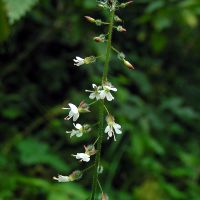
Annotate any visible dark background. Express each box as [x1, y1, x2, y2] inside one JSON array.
[[0, 0, 200, 199]]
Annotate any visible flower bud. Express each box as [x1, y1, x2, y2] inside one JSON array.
[[94, 34, 106, 43], [120, 1, 133, 8], [84, 144, 97, 156], [70, 170, 83, 181], [101, 193, 109, 200], [123, 59, 134, 70], [84, 56, 96, 64], [117, 25, 126, 32], [78, 101, 90, 113], [84, 16, 96, 23], [114, 15, 122, 22]]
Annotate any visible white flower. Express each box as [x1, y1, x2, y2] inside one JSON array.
[[73, 56, 85, 66], [85, 84, 102, 100], [72, 153, 90, 162], [100, 82, 117, 101], [62, 103, 79, 121], [53, 175, 71, 182], [105, 115, 122, 141], [53, 171, 83, 182], [66, 123, 83, 138]]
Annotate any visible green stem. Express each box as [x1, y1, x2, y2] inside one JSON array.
[[90, 9, 115, 200], [102, 9, 115, 82]]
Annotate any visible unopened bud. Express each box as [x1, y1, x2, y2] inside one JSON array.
[[123, 59, 134, 70], [120, 1, 133, 8], [78, 101, 90, 113], [117, 25, 126, 32], [94, 34, 106, 43], [101, 193, 109, 200], [84, 145, 96, 156], [114, 15, 122, 22], [84, 16, 96, 23]]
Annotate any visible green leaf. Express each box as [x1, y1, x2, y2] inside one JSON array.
[[17, 138, 68, 171], [3, 0, 38, 24], [145, 1, 165, 13]]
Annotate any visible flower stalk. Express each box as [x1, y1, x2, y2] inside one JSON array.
[[90, 8, 115, 200], [53, 1, 134, 199]]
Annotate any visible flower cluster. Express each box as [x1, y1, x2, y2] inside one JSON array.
[[53, 1, 134, 199]]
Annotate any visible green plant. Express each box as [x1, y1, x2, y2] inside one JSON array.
[[52, 1, 134, 199]]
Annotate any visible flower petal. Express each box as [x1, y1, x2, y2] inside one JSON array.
[[89, 92, 96, 99], [74, 123, 82, 130], [68, 103, 78, 113], [106, 92, 114, 101], [73, 112, 79, 121]]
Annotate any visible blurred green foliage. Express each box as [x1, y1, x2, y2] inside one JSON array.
[[0, 0, 200, 199]]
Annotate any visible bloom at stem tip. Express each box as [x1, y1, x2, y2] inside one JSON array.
[[105, 114, 122, 141]]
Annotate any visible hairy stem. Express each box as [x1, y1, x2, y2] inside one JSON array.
[[90, 9, 115, 200]]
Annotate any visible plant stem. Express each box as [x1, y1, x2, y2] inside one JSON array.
[[90, 9, 115, 200], [102, 9, 115, 82]]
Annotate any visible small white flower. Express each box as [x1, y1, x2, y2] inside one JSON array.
[[53, 175, 71, 182], [100, 82, 117, 101], [62, 103, 79, 121], [73, 56, 85, 66], [66, 123, 83, 138], [105, 115, 122, 141], [85, 84, 102, 100], [72, 153, 90, 162]]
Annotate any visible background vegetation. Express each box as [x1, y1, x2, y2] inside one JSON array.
[[0, 0, 200, 199]]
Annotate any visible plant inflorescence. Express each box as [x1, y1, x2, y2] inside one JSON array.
[[53, 0, 134, 199]]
